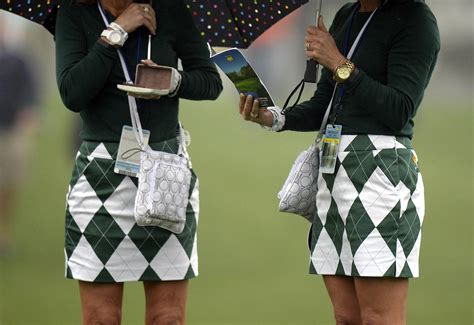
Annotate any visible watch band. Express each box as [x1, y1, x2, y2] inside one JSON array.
[[110, 22, 128, 39], [333, 59, 355, 84]]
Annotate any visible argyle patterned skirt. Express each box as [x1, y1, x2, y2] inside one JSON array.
[[309, 135, 425, 278], [64, 140, 199, 283]]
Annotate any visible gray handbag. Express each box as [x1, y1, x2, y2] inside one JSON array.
[[278, 8, 378, 221], [134, 127, 192, 233], [277, 87, 335, 221]]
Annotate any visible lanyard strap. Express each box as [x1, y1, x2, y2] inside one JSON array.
[[318, 6, 378, 134], [97, 1, 186, 156]]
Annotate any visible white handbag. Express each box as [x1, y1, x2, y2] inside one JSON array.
[[278, 8, 378, 221], [277, 88, 335, 221], [133, 127, 192, 233], [99, 4, 192, 234]]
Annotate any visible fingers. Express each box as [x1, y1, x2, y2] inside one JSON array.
[[117, 3, 156, 35], [306, 25, 318, 35], [239, 93, 246, 115], [141, 4, 157, 35], [242, 95, 254, 120], [250, 99, 260, 118], [318, 16, 328, 32], [240, 94, 260, 122], [141, 59, 159, 67]]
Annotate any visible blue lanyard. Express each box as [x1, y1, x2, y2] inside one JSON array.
[[332, 3, 362, 124]]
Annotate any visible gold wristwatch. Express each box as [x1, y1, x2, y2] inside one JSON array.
[[333, 59, 355, 84]]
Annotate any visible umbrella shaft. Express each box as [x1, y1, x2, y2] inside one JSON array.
[[147, 35, 152, 60]]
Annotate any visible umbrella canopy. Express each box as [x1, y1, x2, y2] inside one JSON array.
[[1, 0, 310, 48], [185, 0, 308, 48], [0, 0, 58, 34]]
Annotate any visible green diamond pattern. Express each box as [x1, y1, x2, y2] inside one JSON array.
[[340, 150, 378, 193], [347, 135, 377, 151], [83, 159, 124, 203], [398, 199, 421, 257], [65, 210, 82, 259], [374, 150, 399, 187], [324, 200, 345, 255], [83, 207, 126, 265], [345, 198, 376, 255], [95, 268, 115, 282], [128, 225, 173, 263], [376, 202, 401, 256]]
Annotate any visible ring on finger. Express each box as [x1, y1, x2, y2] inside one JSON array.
[[305, 42, 311, 51], [143, 6, 150, 13], [250, 112, 259, 118]]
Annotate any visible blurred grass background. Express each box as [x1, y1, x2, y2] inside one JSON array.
[[0, 90, 471, 324]]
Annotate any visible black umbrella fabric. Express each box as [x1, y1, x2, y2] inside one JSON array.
[[1, 0, 309, 48], [0, 0, 58, 34], [185, 0, 309, 48]]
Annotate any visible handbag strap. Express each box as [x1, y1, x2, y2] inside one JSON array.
[[97, 2, 187, 156], [318, 7, 378, 134]]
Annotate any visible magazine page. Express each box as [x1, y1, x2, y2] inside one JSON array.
[[212, 48, 275, 107]]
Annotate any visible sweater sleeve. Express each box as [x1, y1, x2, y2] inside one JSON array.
[[173, 1, 223, 101], [344, 4, 440, 131], [55, 2, 117, 112]]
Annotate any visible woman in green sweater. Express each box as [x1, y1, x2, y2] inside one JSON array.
[[240, 0, 439, 323], [56, 0, 222, 323]]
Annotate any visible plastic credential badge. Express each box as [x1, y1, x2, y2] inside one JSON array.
[[320, 124, 342, 174], [115, 125, 150, 178]]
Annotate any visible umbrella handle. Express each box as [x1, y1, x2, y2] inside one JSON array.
[[304, 0, 323, 83]]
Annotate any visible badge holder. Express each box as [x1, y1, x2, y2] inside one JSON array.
[[320, 124, 342, 174], [117, 35, 175, 97]]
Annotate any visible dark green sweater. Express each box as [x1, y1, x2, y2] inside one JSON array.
[[55, 0, 223, 143], [283, 0, 440, 138]]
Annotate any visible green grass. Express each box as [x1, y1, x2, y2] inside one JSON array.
[[0, 94, 471, 324], [235, 77, 263, 93]]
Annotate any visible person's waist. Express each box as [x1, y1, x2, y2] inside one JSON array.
[[79, 135, 180, 160], [338, 134, 412, 152]]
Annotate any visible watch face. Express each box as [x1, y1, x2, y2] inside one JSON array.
[[110, 31, 122, 44], [338, 66, 351, 80]]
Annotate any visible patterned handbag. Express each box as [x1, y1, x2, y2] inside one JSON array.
[[134, 127, 192, 233], [278, 143, 320, 221]]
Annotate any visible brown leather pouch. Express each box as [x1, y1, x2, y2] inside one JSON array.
[[135, 64, 172, 91]]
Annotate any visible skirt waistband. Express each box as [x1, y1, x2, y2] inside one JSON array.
[[338, 135, 413, 152], [78, 137, 180, 160]]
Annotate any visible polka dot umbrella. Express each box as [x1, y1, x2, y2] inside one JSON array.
[[185, 0, 310, 49], [0, 0, 59, 34], [0, 0, 314, 49]]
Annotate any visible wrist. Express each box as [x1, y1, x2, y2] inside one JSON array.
[[265, 106, 285, 131], [100, 23, 128, 47], [168, 69, 182, 97], [331, 55, 347, 73]]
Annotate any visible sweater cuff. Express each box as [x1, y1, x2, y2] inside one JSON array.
[[344, 68, 364, 94], [94, 38, 118, 59], [261, 106, 285, 132]]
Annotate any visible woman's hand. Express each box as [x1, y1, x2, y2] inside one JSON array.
[[114, 3, 157, 35], [304, 16, 346, 72], [239, 94, 274, 128]]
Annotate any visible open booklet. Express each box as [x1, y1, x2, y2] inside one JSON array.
[[212, 48, 275, 107]]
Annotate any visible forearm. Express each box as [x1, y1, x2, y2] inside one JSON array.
[[177, 68, 222, 100], [282, 70, 335, 132], [345, 69, 417, 131], [56, 40, 117, 112]]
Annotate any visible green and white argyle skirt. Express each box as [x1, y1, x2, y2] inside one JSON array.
[[64, 139, 199, 283], [309, 135, 425, 278]]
